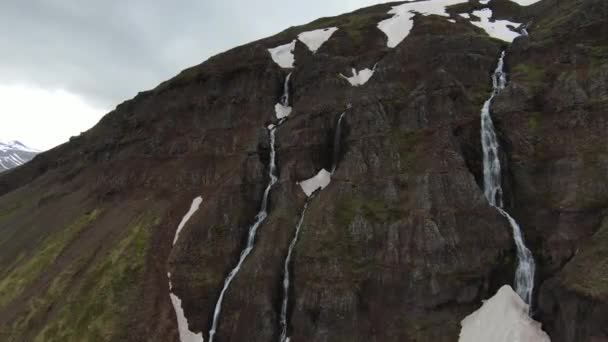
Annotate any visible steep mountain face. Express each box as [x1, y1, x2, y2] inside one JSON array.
[[0, 140, 37, 172], [0, 0, 607, 341]]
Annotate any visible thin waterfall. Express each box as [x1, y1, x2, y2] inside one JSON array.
[[279, 201, 310, 342], [279, 108, 347, 341], [209, 73, 292, 341], [480, 51, 536, 307], [208, 125, 280, 342], [280, 73, 292, 106], [331, 111, 346, 174]]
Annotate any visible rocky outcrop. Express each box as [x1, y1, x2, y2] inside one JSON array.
[[0, 0, 606, 341]]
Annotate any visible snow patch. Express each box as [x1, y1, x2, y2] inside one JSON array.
[[173, 196, 203, 245], [298, 27, 338, 53], [274, 103, 292, 119], [470, 8, 523, 42], [299, 169, 331, 197], [168, 273, 204, 342], [0, 139, 39, 153], [459, 285, 551, 342], [268, 40, 296, 68], [340, 66, 376, 86], [459, 13, 470, 19], [275, 73, 293, 119], [511, 0, 542, 5], [377, 0, 468, 48]]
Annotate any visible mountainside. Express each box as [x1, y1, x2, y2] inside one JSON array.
[[0, 0, 607, 341], [0, 140, 38, 173]]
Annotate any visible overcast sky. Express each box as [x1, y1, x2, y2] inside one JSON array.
[[0, 0, 391, 150]]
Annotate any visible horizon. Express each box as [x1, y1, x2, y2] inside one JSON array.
[[0, 0, 391, 151]]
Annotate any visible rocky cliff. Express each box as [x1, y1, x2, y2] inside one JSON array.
[[0, 0, 606, 341]]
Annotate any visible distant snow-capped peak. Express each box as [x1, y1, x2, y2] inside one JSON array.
[[0, 139, 39, 172]]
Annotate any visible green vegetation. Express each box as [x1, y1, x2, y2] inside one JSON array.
[[390, 130, 424, 169], [526, 111, 542, 131], [334, 197, 402, 228], [7, 260, 84, 341], [512, 63, 546, 90], [0, 209, 101, 309], [33, 210, 159, 342], [577, 43, 608, 67], [0, 202, 21, 223], [561, 217, 608, 299]]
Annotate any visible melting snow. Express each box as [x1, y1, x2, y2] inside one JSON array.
[[168, 273, 205, 342], [299, 169, 331, 197], [511, 0, 542, 5], [0, 139, 39, 153], [268, 40, 297, 68], [377, 0, 468, 48], [459, 285, 551, 342], [459, 13, 470, 19], [275, 103, 292, 119], [173, 196, 203, 245], [298, 27, 339, 53], [169, 197, 205, 341], [275, 73, 293, 119], [470, 8, 522, 42], [340, 66, 376, 86]]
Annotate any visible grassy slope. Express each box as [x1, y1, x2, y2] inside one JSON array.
[[1, 209, 160, 342]]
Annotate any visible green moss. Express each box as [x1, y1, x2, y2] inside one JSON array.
[[512, 63, 546, 90], [0, 209, 101, 309], [577, 43, 608, 67], [0, 202, 20, 223], [34, 210, 159, 342], [6, 259, 85, 341], [526, 111, 542, 131], [334, 197, 403, 227], [561, 217, 608, 298], [390, 130, 424, 168]]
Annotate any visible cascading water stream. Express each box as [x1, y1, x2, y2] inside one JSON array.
[[208, 125, 279, 342], [279, 201, 310, 342], [208, 73, 292, 342], [278, 109, 346, 342], [280, 73, 292, 106], [481, 51, 536, 307], [331, 111, 346, 174]]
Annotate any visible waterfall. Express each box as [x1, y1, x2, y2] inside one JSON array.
[[208, 124, 280, 342], [279, 107, 347, 341], [480, 51, 536, 307], [331, 111, 346, 174], [280, 73, 292, 106], [278, 201, 310, 342], [275, 73, 293, 119]]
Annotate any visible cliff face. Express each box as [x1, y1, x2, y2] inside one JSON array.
[[0, 0, 606, 341]]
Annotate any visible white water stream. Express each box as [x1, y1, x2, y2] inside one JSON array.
[[279, 108, 347, 341], [481, 51, 536, 306], [279, 201, 309, 342], [209, 73, 292, 342]]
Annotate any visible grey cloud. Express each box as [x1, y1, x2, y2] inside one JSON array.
[[0, 0, 385, 109]]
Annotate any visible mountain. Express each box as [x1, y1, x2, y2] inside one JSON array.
[[0, 140, 38, 172], [0, 0, 607, 341]]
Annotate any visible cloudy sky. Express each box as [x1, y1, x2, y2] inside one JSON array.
[[0, 0, 391, 150]]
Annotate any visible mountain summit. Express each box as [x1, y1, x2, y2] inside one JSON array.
[[0, 0, 607, 341], [0, 140, 38, 172]]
